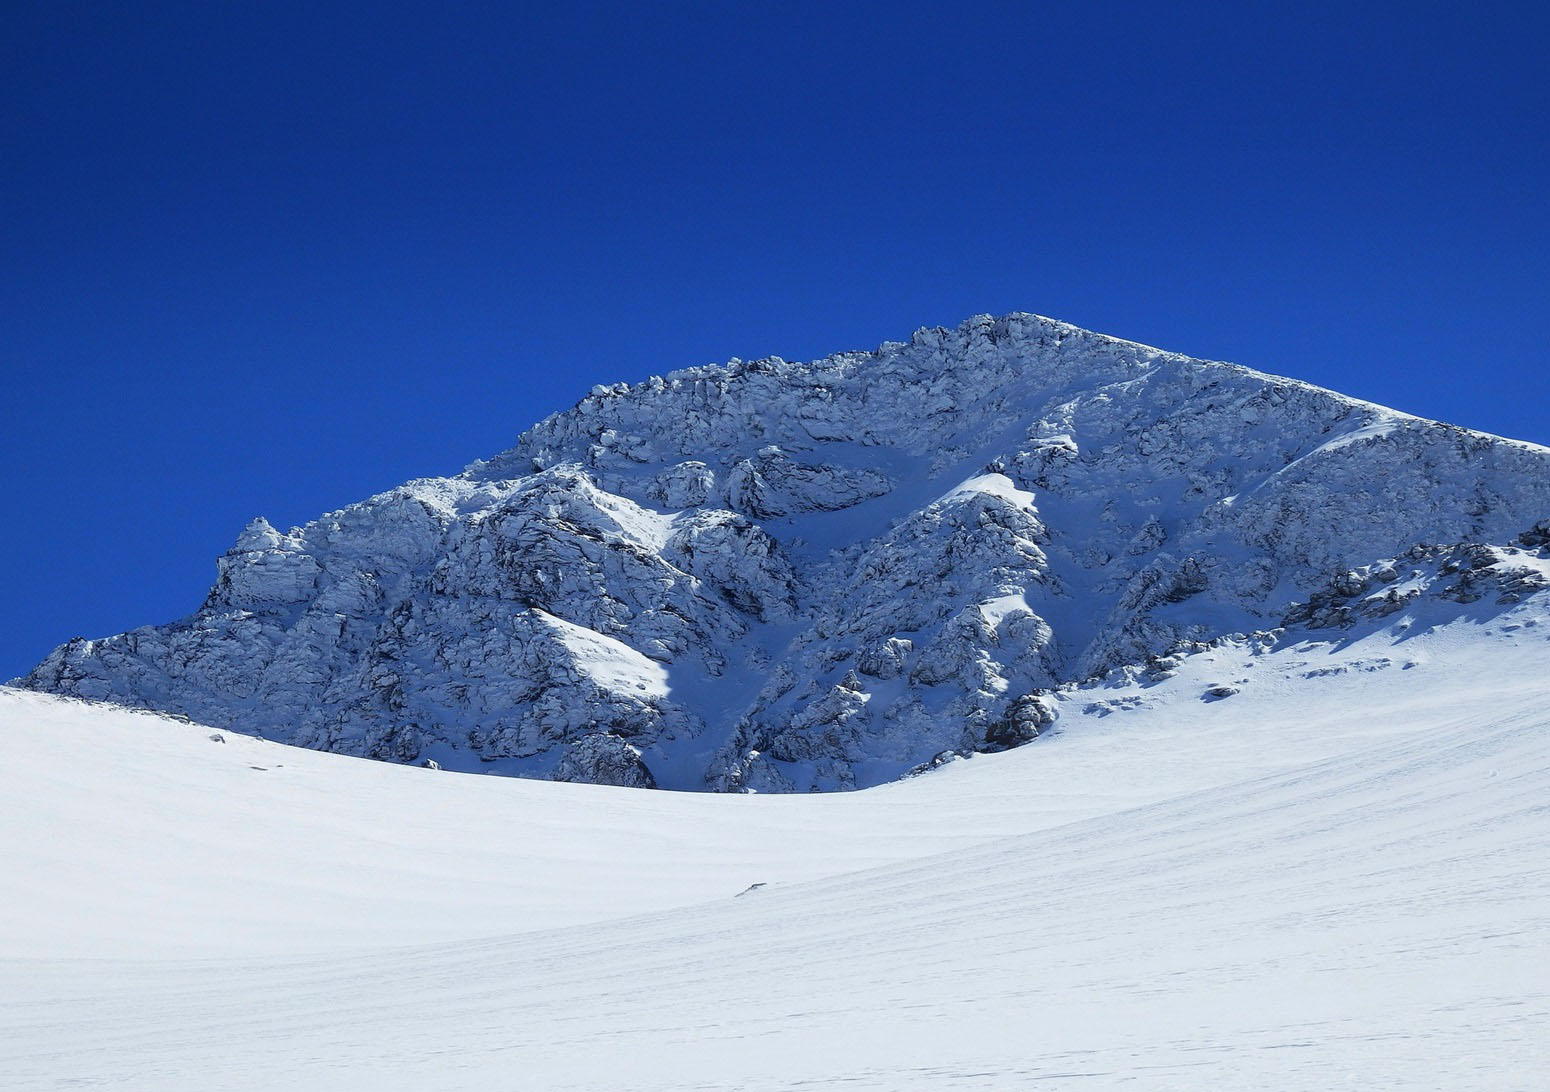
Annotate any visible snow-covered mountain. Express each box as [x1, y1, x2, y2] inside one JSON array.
[[17, 313, 1550, 790]]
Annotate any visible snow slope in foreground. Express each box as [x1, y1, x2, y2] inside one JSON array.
[[3, 605, 1549, 1090]]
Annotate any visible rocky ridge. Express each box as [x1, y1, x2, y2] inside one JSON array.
[[19, 314, 1550, 789]]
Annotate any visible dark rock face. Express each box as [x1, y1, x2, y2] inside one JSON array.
[[18, 313, 1550, 790], [1518, 519, 1550, 549], [983, 693, 1057, 752], [1283, 535, 1550, 629], [552, 735, 658, 789]]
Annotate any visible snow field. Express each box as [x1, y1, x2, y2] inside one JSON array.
[[2, 606, 1547, 1089]]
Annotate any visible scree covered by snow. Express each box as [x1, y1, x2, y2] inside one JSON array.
[[4, 593, 1549, 1090]]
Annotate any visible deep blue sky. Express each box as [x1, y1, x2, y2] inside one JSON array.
[[4, 2, 1548, 679]]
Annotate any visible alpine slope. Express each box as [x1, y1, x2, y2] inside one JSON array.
[[2, 584, 1548, 1089], [16, 314, 1550, 792], [4, 313, 1548, 1087]]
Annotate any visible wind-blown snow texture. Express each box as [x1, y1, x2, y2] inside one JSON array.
[[5, 597, 1550, 1089], [19, 313, 1550, 790]]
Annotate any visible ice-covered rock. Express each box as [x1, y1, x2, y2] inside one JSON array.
[[18, 313, 1550, 790], [551, 734, 658, 789]]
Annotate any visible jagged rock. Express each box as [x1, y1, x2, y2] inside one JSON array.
[[982, 692, 1056, 751], [906, 750, 966, 777], [648, 461, 715, 508], [662, 510, 796, 622], [212, 517, 321, 608], [1284, 536, 1550, 626], [723, 448, 893, 518], [551, 734, 657, 789], [1518, 519, 1550, 549], [857, 638, 913, 680], [17, 313, 1550, 791]]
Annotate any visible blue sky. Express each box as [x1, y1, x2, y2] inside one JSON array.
[[4, 1, 1548, 678]]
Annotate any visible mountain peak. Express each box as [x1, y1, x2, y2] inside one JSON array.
[[20, 315, 1550, 790]]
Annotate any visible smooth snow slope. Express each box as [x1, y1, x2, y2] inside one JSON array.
[[3, 602, 1549, 1089]]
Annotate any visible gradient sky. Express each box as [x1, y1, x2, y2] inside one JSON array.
[[4, 1, 1548, 679]]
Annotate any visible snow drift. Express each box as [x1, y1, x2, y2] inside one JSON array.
[[4, 589, 1548, 1088]]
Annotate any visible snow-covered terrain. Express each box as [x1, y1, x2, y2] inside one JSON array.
[[17, 313, 1550, 791], [4, 585, 1548, 1089], [8, 311, 1549, 1083]]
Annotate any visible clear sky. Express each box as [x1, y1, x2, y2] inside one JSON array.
[[4, 1, 1548, 679]]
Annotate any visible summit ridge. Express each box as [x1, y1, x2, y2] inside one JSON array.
[[20, 313, 1550, 790]]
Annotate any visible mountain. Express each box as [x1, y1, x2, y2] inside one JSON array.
[[16, 313, 1550, 790]]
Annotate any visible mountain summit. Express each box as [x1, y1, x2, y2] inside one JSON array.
[[20, 314, 1550, 789]]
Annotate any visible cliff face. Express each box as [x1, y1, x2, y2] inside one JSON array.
[[20, 313, 1550, 789]]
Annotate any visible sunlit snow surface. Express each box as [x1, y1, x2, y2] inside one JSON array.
[[3, 603, 1549, 1089]]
